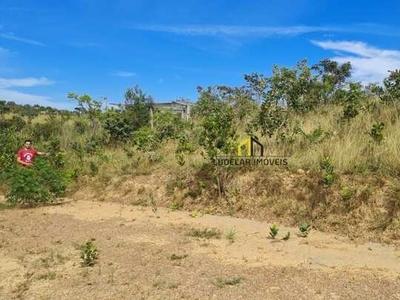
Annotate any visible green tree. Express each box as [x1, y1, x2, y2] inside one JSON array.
[[382, 69, 400, 103], [194, 87, 237, 161], [124, 85, 153, 131], [67, 93, 102, 131], [312, 59, 352, 103]]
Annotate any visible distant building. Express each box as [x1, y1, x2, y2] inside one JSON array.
[[109, 99, 195, 129]]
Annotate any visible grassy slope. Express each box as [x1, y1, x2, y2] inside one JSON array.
[[2, 102, 400, 244]]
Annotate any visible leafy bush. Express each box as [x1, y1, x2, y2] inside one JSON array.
[[74, 119, 88, 134], [175, 133, 195, 166], [0, 130, 20, 181], [30, 116, 63, 141], [6, 159, 68, 207], [79, 239, 99, 267], [195, 87, 237, 161], [259, 102, 287, 138], [0, 116, 26, 132], [368, 121, 385, 144], [154, 110, 184, 140], [320, 156, 334, 187], [102, 109, 133, 142], [297, 125, 333, 145], [132, 127, 160, 152]]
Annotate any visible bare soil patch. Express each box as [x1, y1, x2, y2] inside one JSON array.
[[0, 199, 400, 299]]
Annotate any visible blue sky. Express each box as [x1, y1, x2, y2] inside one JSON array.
[[0, 0, 399, 110]]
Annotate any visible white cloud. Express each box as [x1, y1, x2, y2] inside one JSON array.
[[111, 71, 137, 77], [0, 32, 44, 46], [0, 76, 63, 108], [311, 40, 400, 84], [130, 24, 400, 38], [0, 77, 54, 88], [131, 25, 326, 37], [0, 88, 51, 104]]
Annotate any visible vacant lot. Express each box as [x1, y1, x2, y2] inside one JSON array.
[[1, 199, 399, 300]]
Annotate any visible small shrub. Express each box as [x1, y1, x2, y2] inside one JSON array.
[[89, 161, 99, 176], [269, 224, 279, 239], [214, 276, 243, 288], [226, 227, 236, 243], [80, 239, 99, 267], [320, 156, 334, 187], [6, 159, 67, 207], [168, 201, 182, 211], [368, 121, 385, 144], [299, 222, 311, 237], [188, 227, 222, 239], [189, 210, 203, 218], [132, 127, 159, 152]]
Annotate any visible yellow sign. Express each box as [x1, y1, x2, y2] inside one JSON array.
[[237, 137, 264, 157]]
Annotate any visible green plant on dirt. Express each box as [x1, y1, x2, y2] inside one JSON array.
[[342, 188, 352, 201], [368, 121, 385, 144], [189, 209, 203, 218], [188, 227, 222, 239], [269, 224, 279, 239], [80, 239, 99, 267], [6, 159, 67, 207], [299, 222, 311, 237], [320, 156, 334, 187], [342, 188, 353, 211], [169, 253, 188, 260], [226, 227, 236, 243], [149, 193, 157, 213], [214, 276, 243, 288], [168, 201, 182, 211]]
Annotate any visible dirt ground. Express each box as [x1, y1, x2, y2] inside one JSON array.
[[1, 199, 400, 300]]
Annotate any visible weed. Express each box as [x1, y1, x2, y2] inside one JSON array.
[[342, 188, 352, 211], [320, 156, 334, 187], [269, 224, 279, 239], [187, 227, 222, 239], [226, 227, 236, 243], [189, 209, 203, 218], [214, 276, 243, 288], [299, 222, 311, 237], [168, 283, 180, 289], [168, 201, 182, 211], [79, 239, 99, 267], [169, 253, 188, 260], [342, 188, 352, 201], [130, 199, 147, 206], [149, 193, 157, 213], [36, 272, 57, 280]]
